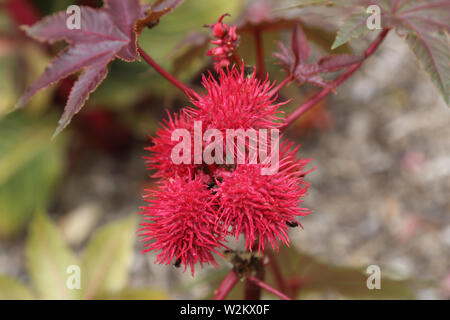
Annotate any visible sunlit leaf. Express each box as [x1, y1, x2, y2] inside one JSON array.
[[25, 211, 80, 300], [0, 274, 35, 300], [331, 9, 372, 49], [0, 114, 65, 238], [80, 216, 137, 299]]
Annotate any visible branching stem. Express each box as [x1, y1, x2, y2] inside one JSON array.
[[281, 28, 390, 131], [213, 270, 239, 300], [267, 250, 289, 296], [138, 45, 196, 97], [268, 76, 292, 96], [254, 28, 265, 79], [247, 276, 292, 300]]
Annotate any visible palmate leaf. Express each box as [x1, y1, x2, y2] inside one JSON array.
[[291, 0, 450, 105], [15, 0, 144, 137], [26, 211, 80, 300], [331, 8, 373, 49], [288, 0, 391, 50], [80, 216, 137, 299], [393, 0, 450, 105], [404, 29, 449, 105]]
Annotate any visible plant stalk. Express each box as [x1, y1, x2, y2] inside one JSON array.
[[244, 258, 264, 300], [281, 28, 390, 131], [213, 270, 239, 300], [254, 28, 265, 79], [137, 45, 196, 97], [247, 276, 292, 300], [267, 250, 289, 296]]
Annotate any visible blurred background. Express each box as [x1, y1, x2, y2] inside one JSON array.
[[0, 0, 449, 300]]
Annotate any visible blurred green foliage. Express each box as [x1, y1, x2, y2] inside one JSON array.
[[0, 113, 65, 238], [0, 211, 166, 300]]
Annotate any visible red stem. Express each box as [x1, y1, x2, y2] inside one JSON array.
[[247, 276, 292, 300], [231, 52, 244, 71], [244, 277, 262, 300], [243, 243, 265, 300], [213, 270, 239, 300], [254, 28, 265, 79], [267, 250, 289, 296], [281, 28, 390, 131], [393, 0, 401, 13], [137, 46, 196, 97]]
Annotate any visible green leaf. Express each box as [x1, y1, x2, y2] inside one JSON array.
[[0, 274, 35, 300], [0, 113, 65, 238], [404, 30, 450, 105], [80, 216, 137, 299], [302, 25, 353, 54], [332, 9, 373, 49], [25, 211, 80, 300], [267, 246, 415, 299]]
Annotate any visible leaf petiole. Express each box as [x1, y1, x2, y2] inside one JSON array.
[[137, 45, 196, 98]]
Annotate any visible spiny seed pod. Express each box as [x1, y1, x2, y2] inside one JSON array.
[[139, 175, 228, 275]]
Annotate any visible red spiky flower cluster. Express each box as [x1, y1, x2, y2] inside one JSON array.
[[206, 14, 239, 72], [140, 67, 311, 275], [216, 142, 310, 252], [140, 174, 228, 274]]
